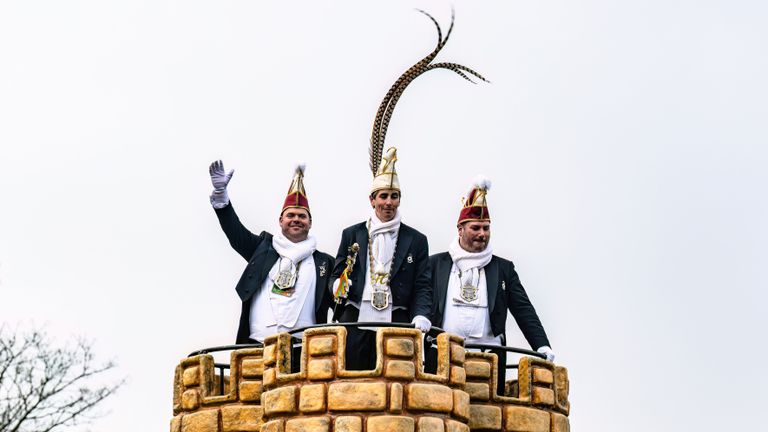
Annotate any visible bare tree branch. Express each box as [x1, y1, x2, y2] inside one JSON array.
[[0, 326, 125, 432]]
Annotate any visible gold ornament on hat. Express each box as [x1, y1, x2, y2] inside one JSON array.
[[368, 8, 488, 192], [371, 147, 400, 194], [282, 162, 310, 214], [458, 175, 492, 224]]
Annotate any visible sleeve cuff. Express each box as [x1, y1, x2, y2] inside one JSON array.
[[210, 189, 230, 209]]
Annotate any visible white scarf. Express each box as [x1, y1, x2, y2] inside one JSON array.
[[357, 209, 401, 325], [448, 236, 493, 288], [368, 208, 401, 275], [271, 232, 317, 278]]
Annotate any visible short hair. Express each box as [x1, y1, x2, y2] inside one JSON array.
[[370, 190, 402, 200]]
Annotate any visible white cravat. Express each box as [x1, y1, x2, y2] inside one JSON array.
[[448, 236, 493, 297], [444, 237, 498, 342], [247, 233, 318, 342], [358, 209, 401, 324]]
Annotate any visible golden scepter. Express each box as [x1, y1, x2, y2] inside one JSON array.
[[332, 243, 359, 322]]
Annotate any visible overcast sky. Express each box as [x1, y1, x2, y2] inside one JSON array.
[[1, 1, 766, 431]]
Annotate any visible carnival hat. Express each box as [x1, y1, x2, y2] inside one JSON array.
[[371, 147, 400, 194], [282, 162, 310, 215], [458, 175, 491, 224]]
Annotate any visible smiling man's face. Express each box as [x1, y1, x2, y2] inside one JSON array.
[[279, 208, 312, 242], [370, 189, 400, 222]]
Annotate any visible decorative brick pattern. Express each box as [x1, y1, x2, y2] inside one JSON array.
[[238, 381, 262, 402], [464, 361, 491, 379], [387, 338, 415, 357], [551, 413, 570, 432], [368, 415, 415, 432], [328, 382, 387, 411], [170, 327, 570, 432], [181, 409, 218, 432], [465, 382, 490, 401], [532, 368, 553, 385], [453, 389, 470, 421], [503, 406, 550, 431], [221, 406, 263, 432], [418, 416, 445, 432], [170, 415, 181, 432], [308, 359, 335, 380], [299, 384, 326, 413], [446, 419, 470, 432], [261, 420, 284, 432], [408, 383, 453, 412], [181, 390, 200, 410], [285, 416, 330, 432], [390, 383, 404, 413], [469, 405, 502, 430], [241, 359, 263, 378], [309, 337, 336, 356], [183, 366, 200, 386], [386, 360, 416, 379], [264, 386, 297, 415], [335, 416, 362, 432]]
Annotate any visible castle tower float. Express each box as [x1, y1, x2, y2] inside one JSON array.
[[170, 325, 570, 432], [178, 9, 570, 432]]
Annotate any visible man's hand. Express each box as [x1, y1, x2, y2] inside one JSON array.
[[209, 160, 234, 208], [411, 315, 431, 333], [209, 160, 234, 190], [537, 346, 555, 363]]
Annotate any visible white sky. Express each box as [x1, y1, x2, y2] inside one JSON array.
[[1, 1, 766, 430]]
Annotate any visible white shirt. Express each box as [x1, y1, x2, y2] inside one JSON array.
[[248, 255, 316, 342], [442, 264, 501, 345]]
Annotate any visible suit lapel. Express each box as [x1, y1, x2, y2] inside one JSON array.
[[435, 254, 452, 321], [485, 257, 499, 313], [355, 225, 369, 277], [259, 246, 280, 286], [313, 251, 328, 309], [390, 228, 413, 280]]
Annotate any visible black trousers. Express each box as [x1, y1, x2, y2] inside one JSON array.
[[339, 305, 410, 370], [425, 343, 508, 396]]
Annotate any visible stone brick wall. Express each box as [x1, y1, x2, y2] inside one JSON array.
[[170, 327, 570, 432], [464, 352, 570, 432]]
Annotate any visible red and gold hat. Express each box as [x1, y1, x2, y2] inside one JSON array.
[[458, 176, 492, 224], [282, 162, 310, 215]]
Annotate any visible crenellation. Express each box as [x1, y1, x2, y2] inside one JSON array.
[[170, 327, 570, 432]]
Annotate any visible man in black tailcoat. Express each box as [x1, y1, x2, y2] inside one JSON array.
[[330, 148, 432, 370], [425, 176, 555, 394], [209, 160, 334, 362]]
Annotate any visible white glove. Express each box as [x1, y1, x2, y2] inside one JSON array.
[[537, 346, 555, 363], [411, 315, 431, 333], [209, 160, 234, 208]]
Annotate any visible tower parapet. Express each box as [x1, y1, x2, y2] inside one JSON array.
[[170, 326, 570, 432], [464, 351, 570, 431]]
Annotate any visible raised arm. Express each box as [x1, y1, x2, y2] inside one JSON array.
[[209, 160, 263, 260]]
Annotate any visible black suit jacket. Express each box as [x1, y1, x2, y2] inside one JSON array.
[[429, 252, 550, 350], [214, 203, 334, 343], [331, 221, 432, 320]]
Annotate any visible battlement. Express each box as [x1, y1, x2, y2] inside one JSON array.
[[171, 326, 570, 432]]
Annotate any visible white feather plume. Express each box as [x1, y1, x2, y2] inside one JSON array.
[[470, 175, 492, 194], [293, 161, 306, 176]]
